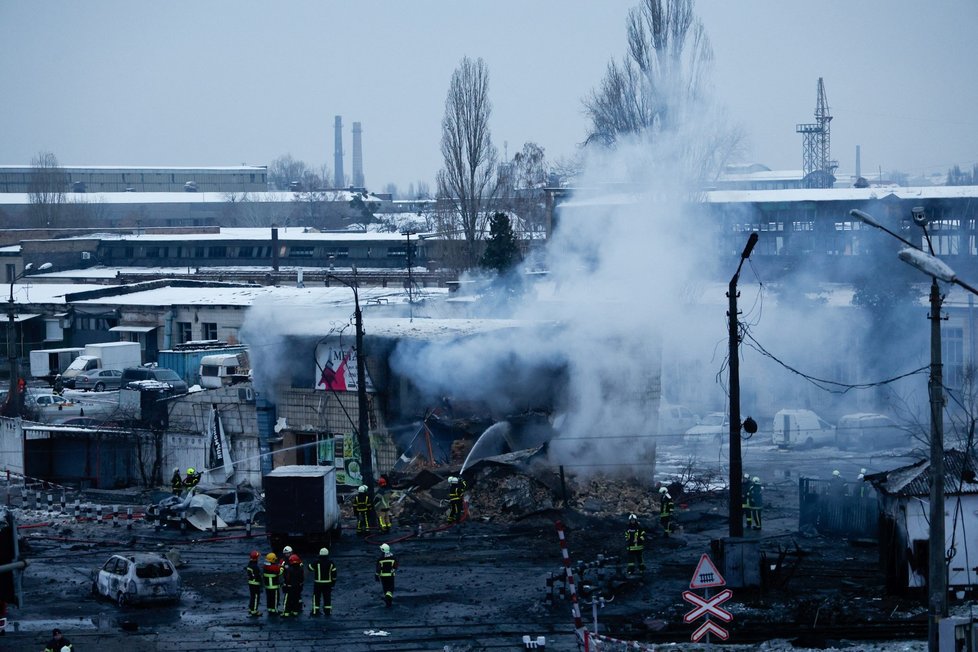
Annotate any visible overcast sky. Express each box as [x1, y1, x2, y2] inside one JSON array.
[[2, 1, 975, 191]]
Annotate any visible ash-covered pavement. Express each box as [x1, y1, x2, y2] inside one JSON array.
[[0, 449, 948, 651]]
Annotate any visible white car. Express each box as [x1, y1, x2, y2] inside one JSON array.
[[92, 553, 181, 606], [684, 412, 729, 447], [659, 404, 701, 440], [23, 391, 85, 422]]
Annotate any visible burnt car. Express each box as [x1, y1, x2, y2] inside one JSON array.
[[92, 552, 181, 606]]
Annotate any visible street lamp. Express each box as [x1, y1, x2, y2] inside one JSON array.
[[4, 262, 52, 417], [728, 233, 760, 538], [325, 268, 376, 502], [850, 207, 978, 652]]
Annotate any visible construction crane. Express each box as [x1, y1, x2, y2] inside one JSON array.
[[796, 77, 839, 188]]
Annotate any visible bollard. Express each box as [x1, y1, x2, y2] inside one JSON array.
[[97, 505, 103, 524], [180, 518, 187, 535], [127, 507, 133, 531], [246, 517, 253, 538], [155, 512, 162, 533], [74, 499, 80, 520], [211, 512, 218, 535], [60, 491, 66, 512], [113, 506, 119, 527], [47, 492, 53, 509], [33, 490, 39, 511]]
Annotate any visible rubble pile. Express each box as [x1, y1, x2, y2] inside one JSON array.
[[566, 475, 661, 519], [466, 466, 556, 522]]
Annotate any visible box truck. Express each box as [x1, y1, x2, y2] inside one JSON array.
[[264, 465, 341, 551], [61, 342, 142, 388], [29, 347, 85, 384]]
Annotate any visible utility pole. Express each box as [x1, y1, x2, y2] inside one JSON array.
[[927, 276, 947, 652], [402, 230, 415, 321], [728, 233, 758, 538], [328, 270, 375, 501]]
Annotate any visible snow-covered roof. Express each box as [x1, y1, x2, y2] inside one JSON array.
[[43, 227, 405, 243], [276, 316, 532, 340], [558, 185, 978, 209], [69, 284, 434, 308], [8, 283, 103, 305], [0, 164, 266, 171], [706, 185, 978, 204], [33, 265, 421, 280], [0, 190, 384, 206], [871, 449, 978, 497]]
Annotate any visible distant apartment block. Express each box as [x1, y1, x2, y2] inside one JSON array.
[[0, 165, 268, 193]]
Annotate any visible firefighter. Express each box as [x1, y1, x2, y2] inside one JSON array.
[[308, 547, 338, 616], [624, 513, 646, 573], [184, 467, 200, 490], [245, 550, 262, 617], [829, 469, 846, 496], [375, 543, 398, 607], [747, 476, 763, 530], [43, 628, 72, 652], [742, 472, 752, 528], [353, 484, 373, 535], [262, 552, 283, 616], [447, 475, 467, 523], [282, 553, 304, 617], [280, 545, 293, 606], [856, 468, 872, 497], [658, 487, 675, 536], [376, 475, 392, 533], [170, 467, 184, 495]]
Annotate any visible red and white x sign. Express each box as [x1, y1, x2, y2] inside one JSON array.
[[682, 588, 733, 623]]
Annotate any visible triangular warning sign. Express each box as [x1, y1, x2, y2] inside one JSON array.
[[689, 553, 726, 589]]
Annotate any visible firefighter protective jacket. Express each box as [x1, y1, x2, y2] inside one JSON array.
[[376, 554, 398, 579], [246, 560, 261, 586], [263, 562, 282, 589], [308, 557, 337, 585], [625, 524, 646, 551]]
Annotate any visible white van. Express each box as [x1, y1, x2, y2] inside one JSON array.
[[772, 409, 835, 449], [199, 352, 249, 389]]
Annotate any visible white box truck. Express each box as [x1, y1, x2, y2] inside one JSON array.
[[29, 347, 85, 385], [62, 341, 142, 388]]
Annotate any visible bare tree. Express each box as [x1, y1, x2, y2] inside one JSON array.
[[28, 151, 67, 227], [268, 154, 309, 191], [437, 56, 499, 269], [584, 0, 714, 147]]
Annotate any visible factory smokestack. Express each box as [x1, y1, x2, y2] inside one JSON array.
[[334, 116, 344, 189], [352, 121, 364, 189], [855, 145, 861, 179]]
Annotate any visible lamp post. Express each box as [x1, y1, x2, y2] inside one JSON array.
[[325, 268, 375, 501], [4, 262, 52, 417], [850, 208, 978, 652], [728, 233, 759, 538], [401, 230, 416, 321]]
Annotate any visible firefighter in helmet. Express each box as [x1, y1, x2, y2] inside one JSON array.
[[170, 467, 184, 495], [376, 475, 392, 533], [447, 475, 467, 523], [747, 476, 763, 530], [262, 553, 282, 616], [375, 543, 399, 607], [658, 487, 675, 536], [353, 484, 373, 535], [308, 547, 338, 616], [282, 553, 304, 617], [624, 513, 646, 573], [245, 550, 262, 616]]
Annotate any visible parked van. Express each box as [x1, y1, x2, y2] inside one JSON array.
[[836, 413, 909, 451], [772, 409, 835, 448], [198, 352, 249, 389], [658, 403, 700, 439]]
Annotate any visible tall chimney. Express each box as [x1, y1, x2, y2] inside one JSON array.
[[352, 121, 364, 189], [333, 116, 345, 189], [855, 145, 861, 179]]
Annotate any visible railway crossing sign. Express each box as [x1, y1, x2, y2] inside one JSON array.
[[689, 553, 725, 589], [683, 589, 733, 623], [683, 553, 733, 643]]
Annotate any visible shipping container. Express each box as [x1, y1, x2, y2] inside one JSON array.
[[157, 343, 247, 388]]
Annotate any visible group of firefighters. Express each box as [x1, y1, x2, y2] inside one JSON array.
[[245, 542, 398, 617], [169, 467, 201, 495], [242, 473, 468, 617], [623, 477, 766, 574]]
